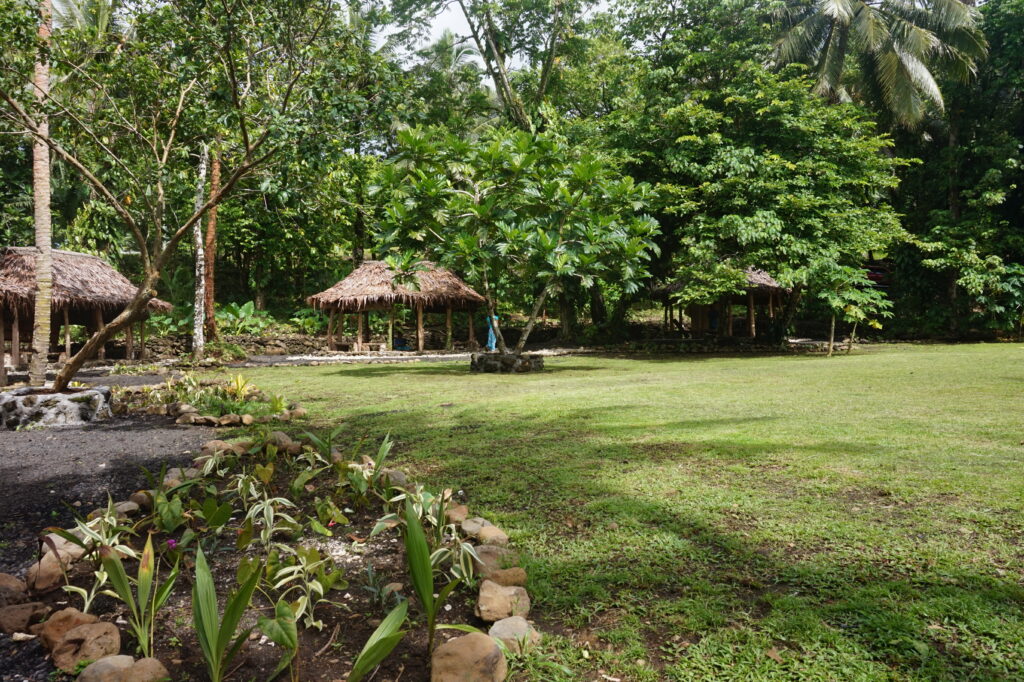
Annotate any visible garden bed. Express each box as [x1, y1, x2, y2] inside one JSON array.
[[1, 417, 538, 681]]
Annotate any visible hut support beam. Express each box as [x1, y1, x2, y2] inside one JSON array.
[[445, 307, 452, 350], [725, 302, 734, 337], [139, 322, 147, 360], [747, 292, 756, 338], [93, 308, 105, 360], [388, 308, 395, 351], [126, 324, 134, 360], [12, 307, 20, 367], [468, 312, 476, 349], [63, 307, 71, 358], [356, 312, 364, 352], [768, 292, 775, 319], [416, 303, 424, 352], [1, 304, 6, 387], [327, 310, 336, 351]]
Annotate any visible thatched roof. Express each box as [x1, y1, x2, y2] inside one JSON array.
[[308, 260, 485, 313], [0, 247, 171, 314], [653, 268, 784, 300]]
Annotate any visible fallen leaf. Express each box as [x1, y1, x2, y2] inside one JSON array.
[[766, 647, 784, 664]]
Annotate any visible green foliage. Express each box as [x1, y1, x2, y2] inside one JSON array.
[[403, 500, 461, 655], [379, 123, 660, 351], [258, 600, 299, 681], [217, 301, 276, 336], [289, 308, 327, 335], [192, 545, 261, 682], [348, 600, 408, 682], [100, 534, 180, 658], [267, 545, 348, 630]]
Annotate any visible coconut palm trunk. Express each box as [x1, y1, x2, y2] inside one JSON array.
[[28, 0, 53, 386]]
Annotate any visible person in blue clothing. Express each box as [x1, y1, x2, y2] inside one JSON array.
[[486, 315, 499, 351]]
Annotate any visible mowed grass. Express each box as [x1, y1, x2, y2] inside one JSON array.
[[243, 344, 1024, 681]]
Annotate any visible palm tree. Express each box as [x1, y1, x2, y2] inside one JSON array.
[[773, 0, 987, 128], [28, 0, 53, 386]]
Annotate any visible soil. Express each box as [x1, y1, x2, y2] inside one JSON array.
[[0, 377, 493, 682]]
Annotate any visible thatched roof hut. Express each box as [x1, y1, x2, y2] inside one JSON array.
[[307, 260, 485, 352], [651, 267, 784, 301], [308, 260, 485, 313], [0, 247, 170, 317], [1, 247, 170, 371], [653, 267, 786, 340]]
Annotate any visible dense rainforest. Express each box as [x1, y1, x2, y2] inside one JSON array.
[[1, 0, 1021, 342]]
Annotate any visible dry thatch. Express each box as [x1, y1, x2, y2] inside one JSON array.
[[0, 246, 171, 316], [308, 260, 485, 313], [652, 267, 784, 300]]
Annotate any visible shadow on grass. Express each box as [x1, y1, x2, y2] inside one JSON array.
[[324, 405, 1024, 680], [324, 362, 608, 378]]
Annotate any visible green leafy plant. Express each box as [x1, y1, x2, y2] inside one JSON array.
[[268, 545, 348, 630], [404, 500, 460, 654], [100, 534, 180, 657], [217, 301, 275, 336], [289, 307, 327, 335], [258, 599, 299, 681], [348, 600, 408, 682], [192, 545, 262, 682], [63, 567, 109, 614]]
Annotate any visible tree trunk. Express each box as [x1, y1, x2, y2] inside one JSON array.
[[827, 314, 836, 357], [12, 307, 20, 367], [62, 306, 70, 357], [514, 286, 550, 355], [93, 308, 105, 360], [0, 305, 6, 387], [747, 292, 756, 337], [590, 283, 607, 328], [388, 308, 395, 351], [203, 150, 220, 340], [445, 307, 452, 350], [847, 321, 857, 355], [28, 0, 53, 386], [54, 275, 158, 390], [557, 288, 575, 343], [416, 303, 424, 352], [191, 144, 209, 360]]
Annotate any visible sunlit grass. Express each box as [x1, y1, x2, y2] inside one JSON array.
[[245, 344, 1024, 681]]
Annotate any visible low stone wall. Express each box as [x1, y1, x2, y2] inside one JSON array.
[[470, 353, 545, 373], [0, 386, 112, 430]]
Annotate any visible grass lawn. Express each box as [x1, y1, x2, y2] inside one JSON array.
[[243, 344, 1024, 681]]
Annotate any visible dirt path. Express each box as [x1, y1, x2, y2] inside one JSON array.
[[0, 415, 215, 574]]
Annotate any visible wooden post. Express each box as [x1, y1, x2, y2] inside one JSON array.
[[356, 311, 364, 352], [0, 305, 6, 387], [11, 306, 20, 367], [468, 310, 476, 348], [663, 302, 668, 332], [445, 306, 453, 350], [327, 310, 336, 351], [139, 322, 147, 360], [388, 308, 395, 351], [768, 292, 775, 319], [416, 302, 424, 352], [126, 323, 134, 360], [94, 308, 105, 359], [63, 307, 71, 357], [747, 292, 756, 338], [725, 301, 734, 337]]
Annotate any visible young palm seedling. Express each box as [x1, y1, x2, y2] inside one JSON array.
[[192, 545, 262, 682], [100, 534, 180, 657]]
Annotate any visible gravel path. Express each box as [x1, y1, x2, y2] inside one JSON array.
[[0, 416, 215, 574]]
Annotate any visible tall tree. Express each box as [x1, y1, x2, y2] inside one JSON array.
[[28, 0, 53, 386], [773, 0, 987, 128], [1, 0, 353, 389]]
